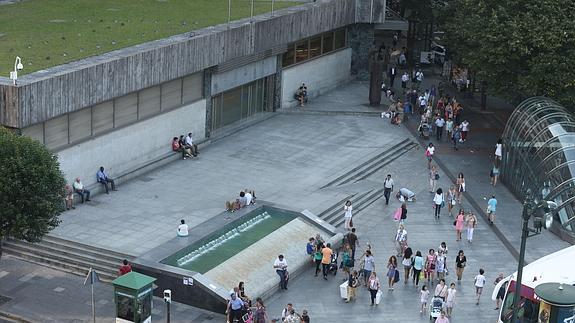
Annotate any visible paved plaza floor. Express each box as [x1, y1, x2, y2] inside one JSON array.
[[1, 77, 571, 322]]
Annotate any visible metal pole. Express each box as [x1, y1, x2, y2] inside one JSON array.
[[370, 0, 373, 24], [512, 206, 529, 322], [91, 283, 96, 323], [271, 0, 275, 17], [166, 301, 171, 323], [250, 0, 254, 21], [228, 0, 231, 28]]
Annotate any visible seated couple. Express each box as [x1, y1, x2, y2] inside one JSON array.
[[294, 83, 308, 107], [225, 190, 256, 212]]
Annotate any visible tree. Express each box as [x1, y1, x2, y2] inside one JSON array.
[[0, 127, 66, 260], [442, 0, 575, 107]]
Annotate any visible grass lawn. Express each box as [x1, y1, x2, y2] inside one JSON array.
[[0, 0, 298, 76]]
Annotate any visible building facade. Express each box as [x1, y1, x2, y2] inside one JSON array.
[[0, 0, 405, 188]]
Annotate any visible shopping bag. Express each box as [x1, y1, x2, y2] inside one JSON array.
[[339, 281, 348, 299], [394, 269, 400, 283], [393, 208, 402, 221], [375, 290, 382, 305]]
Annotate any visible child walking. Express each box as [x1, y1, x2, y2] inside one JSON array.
[[474, 268, 486, 305], [445, 283, 457, 317], [420, 285, 430, 313]]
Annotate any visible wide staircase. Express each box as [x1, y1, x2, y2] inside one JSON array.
[[320, 138, 418, 189], [2, 235, 134, 283], [316, 189, 384, 228]]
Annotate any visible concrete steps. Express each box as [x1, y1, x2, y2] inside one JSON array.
[[2, 236, 134, 283], [317, 188, 384, 228], [320, 138, 417, 188]]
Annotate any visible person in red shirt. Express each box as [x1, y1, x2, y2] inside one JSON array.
[[119, 259, 132, 276], [172, 137, 191, 160]]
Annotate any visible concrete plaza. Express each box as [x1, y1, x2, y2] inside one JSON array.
[[1, 77, 571, 322]]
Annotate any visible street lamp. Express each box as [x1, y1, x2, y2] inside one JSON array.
[[512, 190, 557, 322], [9, 56, 23, 86]]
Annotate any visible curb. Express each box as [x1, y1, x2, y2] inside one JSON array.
[[0, 310, 34, 323]]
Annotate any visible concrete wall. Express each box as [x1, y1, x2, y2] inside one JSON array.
[[57, 100, 206, 187], [281, 48, 352, 108], [211, 56, 277, 95]]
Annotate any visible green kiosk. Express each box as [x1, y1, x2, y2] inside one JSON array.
[[534, 282, 575, 323], [112, 272, 156, 323]]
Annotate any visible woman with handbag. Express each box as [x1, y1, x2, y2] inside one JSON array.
[[368, 271, 381, 306], [386, 255, 398, 290], [412, 250, 424, 286], [447, 186, 457, 216], [454, 209, 465, 241], [402, 247, 414, 284], [455, 173, 465, 204], [429, 165, 439, 192], [425, 249, 437, 285], [455, 250, 467, 281]]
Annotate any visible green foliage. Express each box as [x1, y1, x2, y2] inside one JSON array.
[[0, 127, 66, 249], [442, 0, 575, 107], [0, 0, 296, 76]]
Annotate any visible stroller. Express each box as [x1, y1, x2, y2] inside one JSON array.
[[328, 253, 339, 275], [419, 122, 431, 140], [429, 296, 444, 320]]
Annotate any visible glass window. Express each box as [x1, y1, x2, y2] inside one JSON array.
[[138, 86, 161, 119], [282, 45, 295, 67], [92, 101, 114, 135], [295, 41, 309, 63], [309, 36, 322, 59], [220, 86, 242, 128], [334, 28, 346, 49], [182, 72, 203, 104], [241, 84, 250, 119], [138, 293, 152, 321], [322, 32, 334, 54], [161, 79, 182, 111], [116, 294, 135, 321], [21, 123, 44, 144], [114, 93, 138, 127], [69, 108, 92, 143], [44, 115, 68, 150]]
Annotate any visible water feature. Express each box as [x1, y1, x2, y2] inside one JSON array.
[[162, 207, 297, 273]]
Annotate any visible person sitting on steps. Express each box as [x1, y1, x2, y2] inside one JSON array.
[[73, 177, 91, 203], [96, 166, 116, 194], [172, 137, 191, 159]]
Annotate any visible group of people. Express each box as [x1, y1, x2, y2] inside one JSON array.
[[225, 190, 256, 212], [63, 166, 116, 210], [226, 282, 269, 323], [171, 132, 199, 160]]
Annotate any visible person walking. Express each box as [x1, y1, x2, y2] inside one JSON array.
[[474, 268, 487, 305], [436, 253, 447, 281], [429, 165, 439, 193], [401, 72, 409, 90], [490, 159, 501, 186], [425, 249, 437, 286], [454, 209, 465, 241], [395, 224, 408, 257], [455, 250, 467, 282], [434, 279, 448, 301], [445, 118, 454, 140], [495, 139, 503, 160], [368, 271, 381, 306], [226, 293, 244, 323], [413, 250, 424, 286], [455, 173, 465, 204], [447, 186, 457, 216], [346, 270, 360, 303], [487, 195, 497, 225], [344, 200, 353, 230], [420, 285, 430, 313], [425, 143, 435, 169], [313, 244, 323, 277], [362, 250, 376, 286], [445, 282, 457, 317], [321, 243, 333, 280], [383, 174, 395, 205], [435, 310, 450, 323], [494, 273, 506, 310], [460, 120, 470, 142], [273, 254, 288, 290], [466, 212, 478, 243], [386, 255, 398, 290], [435, 115, 445, 140], [254, 298, 268, 323], [433, 188, 444, 219], [402, 247, 414, 284], [452, 124, 461, 150]]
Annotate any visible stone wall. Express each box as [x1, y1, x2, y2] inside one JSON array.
[[349, 23, 375, 81]]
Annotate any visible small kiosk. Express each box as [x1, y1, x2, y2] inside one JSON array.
[[534, 282, 575, 323], [112, 272, 156, 323]]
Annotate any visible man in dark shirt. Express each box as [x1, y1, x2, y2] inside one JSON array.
[[346, 228, 359, 260]]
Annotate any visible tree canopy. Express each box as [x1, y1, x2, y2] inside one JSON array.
[[442, 0, 575, 107], [0, 127, 66, 259]]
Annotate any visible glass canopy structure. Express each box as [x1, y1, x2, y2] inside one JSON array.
[[502, 97, 575, 243]]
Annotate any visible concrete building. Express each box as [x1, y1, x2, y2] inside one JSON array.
[[0, 0, 406, 189]]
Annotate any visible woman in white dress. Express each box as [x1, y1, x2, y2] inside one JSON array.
[[344, 200, 353, 230]]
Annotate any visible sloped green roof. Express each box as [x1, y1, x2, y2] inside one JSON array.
[[112, 272, 156, 290]]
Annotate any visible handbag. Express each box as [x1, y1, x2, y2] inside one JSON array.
[[435, 173, 440, 180], [394, 269, 400, 283], [451, 199, 457, 206], [375, 290, 383, 304], [453, 220, 457, 226]]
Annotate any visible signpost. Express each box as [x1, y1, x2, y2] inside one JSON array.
[[83, 268, 99, 323]]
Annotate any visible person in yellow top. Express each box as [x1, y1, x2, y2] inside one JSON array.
[[321, 243, 333, 280]]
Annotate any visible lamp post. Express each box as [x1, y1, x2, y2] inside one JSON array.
[[511, 191, 556, 322], [9, 56, 23, 86]]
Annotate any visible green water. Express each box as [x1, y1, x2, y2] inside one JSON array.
[[162, 207, 297, 273]]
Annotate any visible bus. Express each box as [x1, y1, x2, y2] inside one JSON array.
[[493, 245, 575, 322]]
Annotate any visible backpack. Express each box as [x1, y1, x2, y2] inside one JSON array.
[[306, 243, 314, 255]]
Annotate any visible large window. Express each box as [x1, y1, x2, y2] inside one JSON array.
[[21, 72, 204, 150], [211, 76, 273, 131], [282, 29, 348, 68]]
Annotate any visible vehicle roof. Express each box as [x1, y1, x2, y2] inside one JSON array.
[[511, 245, 575, 289]]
